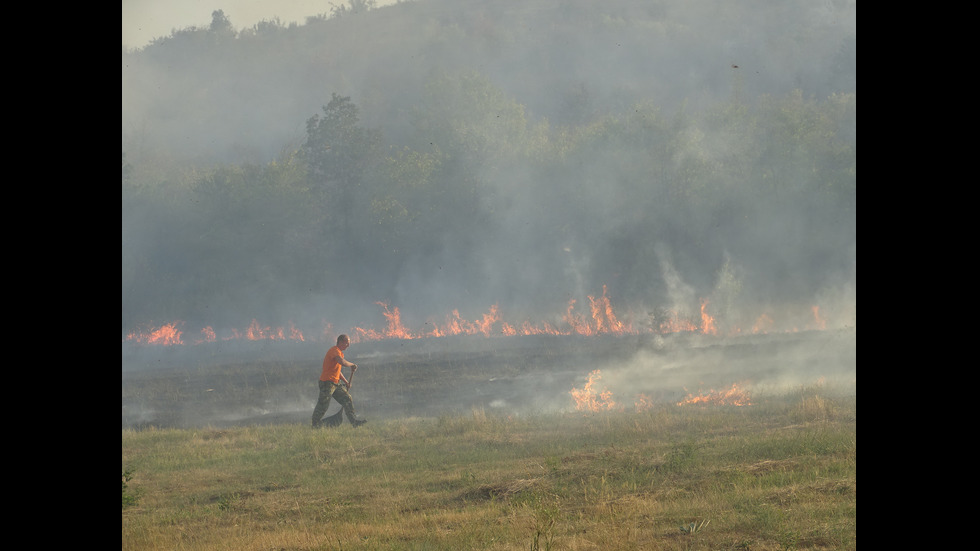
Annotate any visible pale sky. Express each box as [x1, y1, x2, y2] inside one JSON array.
[[122, 0, 398, 50]]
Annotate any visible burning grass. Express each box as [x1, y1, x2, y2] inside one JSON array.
[[123, 386, 855, 550], [124, 286, 847, 348], [123, 330, 855, 431]]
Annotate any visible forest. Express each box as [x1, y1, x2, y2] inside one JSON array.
[[121, 0, 856, 339]]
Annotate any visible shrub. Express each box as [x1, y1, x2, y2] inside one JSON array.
[[122, 468, 139, 509]]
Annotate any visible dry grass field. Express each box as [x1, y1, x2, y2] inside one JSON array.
[[123, 330, 855, 550]]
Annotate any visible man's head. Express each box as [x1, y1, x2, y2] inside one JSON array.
[[337, 334, 351, 350]]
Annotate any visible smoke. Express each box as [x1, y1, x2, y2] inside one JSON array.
[[577, 329, 856, 413], [122, 0, 856, 357], [122, 328, 855, 429], [655, 243, 698, 320]]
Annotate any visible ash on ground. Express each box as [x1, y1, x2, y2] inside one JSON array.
[[123, 329, 855, 430]]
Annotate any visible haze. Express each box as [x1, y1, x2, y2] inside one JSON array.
[[122, 0, 856, 343], [122, 0, 400, 50], [122, 0, 855, 429]]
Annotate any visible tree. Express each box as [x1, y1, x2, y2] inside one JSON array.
[[330, 0, 377, 18], [209, 10, 235, 36], [301, 93, 383, 244], [412, 70, 528, 171]]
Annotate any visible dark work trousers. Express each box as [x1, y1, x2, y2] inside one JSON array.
[[311, 380, 358, 426]]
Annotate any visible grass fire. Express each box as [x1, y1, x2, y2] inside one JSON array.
[[122, 0, 855, 547], [124, 287, 843, 348]]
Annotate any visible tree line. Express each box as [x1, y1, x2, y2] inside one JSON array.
[[122, 75, 855, 333]]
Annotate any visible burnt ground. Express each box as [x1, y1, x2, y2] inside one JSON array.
[[122, 329, 856, 430]]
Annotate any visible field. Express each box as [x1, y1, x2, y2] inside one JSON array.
[[122, 330, 855, 550]]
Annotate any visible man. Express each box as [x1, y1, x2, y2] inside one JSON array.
[[312, 334, 366, 428]]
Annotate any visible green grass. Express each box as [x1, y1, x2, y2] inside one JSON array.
[[122, 386, 854, 550]]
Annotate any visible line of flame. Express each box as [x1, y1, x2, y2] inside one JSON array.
[[124, 288, 836, 346]]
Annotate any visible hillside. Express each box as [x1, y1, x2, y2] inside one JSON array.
[[122, 0, 856, 164], [121, 0, 856, 346]]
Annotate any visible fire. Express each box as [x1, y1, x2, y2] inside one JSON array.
[[564, 299, 590, 335], [677, 383, 752, 406], [355, 302, 414, 340], [567, 285, 634, 335], [811, 306, 826, 330], [126, 322, 184, 345], [570, 370, 617, 412], [587, 285, 631, 335], [441, 304, 500, 337], [599, 286, 628, 333], [700, 298, 717, 336], [354, 302, 505, 340], [237, 319, 305, 342], [750, 306, 828, 334], [658, 310, 700, 333], [200, 326, 217, 343], [124, 319, 306, 345], [570, 372, 753, 413], [124, 284, 846, 346], [634, 393, 655, 411], [510, 319, 561, 336], [354, 289, 632, 340], [752, 313, 774, 334]]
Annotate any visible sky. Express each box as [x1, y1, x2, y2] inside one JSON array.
[[122, 0, 398, 49]]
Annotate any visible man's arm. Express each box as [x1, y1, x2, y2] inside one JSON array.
[[329, 352, 356, 370], [341, 359, 357, 388]]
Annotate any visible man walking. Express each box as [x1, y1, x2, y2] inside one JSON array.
[[312, 334, 366, 428]]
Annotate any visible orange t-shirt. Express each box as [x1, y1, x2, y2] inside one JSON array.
[[320, 345, 344, 383]]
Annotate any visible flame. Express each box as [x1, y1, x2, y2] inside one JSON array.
[[440, 305, 501, 337], [354, 302, 414, 341], [354, 294, 632, 340], [199, 326, 217, 343], [570, 369, 617, 412], [513, 319, 561, 336], [752, 313, 774, 334], [599, 286, 629, 333], [223, 319, 306, 342], [124, 283, 844, 346], [571, 376, 753, 413], [700, 298, 717, 335], [564, 299, 589, 335], [243, 319, 303, 341], [658, 311, 699, 333], [811, 305, 826, 330], [634, 393, 655, 411], [677, 383, 752, 406], [125, 319, 307, 345], [126, 322, 184, 345]]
